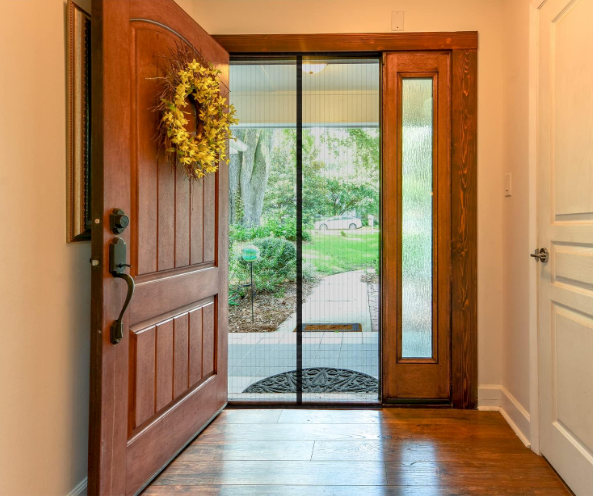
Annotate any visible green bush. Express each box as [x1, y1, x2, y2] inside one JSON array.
[[302, 261, 318, 282], [229, 224, 251, 242], [231, 237, 297, 295], [229, 219, 312, 243]]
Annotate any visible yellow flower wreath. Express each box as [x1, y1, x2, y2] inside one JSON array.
[[158, 48, 238, 180]]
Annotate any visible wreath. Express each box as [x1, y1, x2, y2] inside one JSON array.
[[155, 44, 238, 180]]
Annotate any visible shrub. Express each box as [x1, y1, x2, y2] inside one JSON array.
[[231, 237, 297, 295], [229, 218, 312, 243], [302, 261, 318, 282], [229, 236, 320, 301], [229, 224, 251, 242]]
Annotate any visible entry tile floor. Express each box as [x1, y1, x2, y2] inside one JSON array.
[[228, 330, 379, 401], [144, 408, 572, 495], [229, 270, 379, 401]]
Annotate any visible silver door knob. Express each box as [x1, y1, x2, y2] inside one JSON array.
[[530, 248, 549, 263]]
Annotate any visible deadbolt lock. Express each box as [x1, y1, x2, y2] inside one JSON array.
[[110, 208, 130, 234]]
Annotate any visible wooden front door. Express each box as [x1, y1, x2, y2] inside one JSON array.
[[89, 1, 229, 494], [382, 52, 452, 402], [537, 0, 593, 492]]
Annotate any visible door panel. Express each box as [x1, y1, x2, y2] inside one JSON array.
[[382, 52, 451, 401], [538, 0, 593, 493], [90, 1, 229, 494]]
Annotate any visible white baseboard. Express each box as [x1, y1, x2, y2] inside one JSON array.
[[478, 384, 531, 448], [68, 478, 87, 496]]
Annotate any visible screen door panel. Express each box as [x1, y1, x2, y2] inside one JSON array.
[[302, 57, 380, 403], [227, 57, 380, 404]]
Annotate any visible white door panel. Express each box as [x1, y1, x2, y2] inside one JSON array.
[[538, 0, 593, 494]]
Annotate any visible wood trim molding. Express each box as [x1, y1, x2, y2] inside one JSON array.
[[382, 52, 452, 402], [214, 32, 478, 53], [218, 34, 479, 409], [450, 49, 478, 409]]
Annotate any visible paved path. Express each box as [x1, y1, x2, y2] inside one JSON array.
[[229, 270, 379, 401]]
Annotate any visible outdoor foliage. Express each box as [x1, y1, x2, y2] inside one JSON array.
[[230, 218, 311, 243], [230, 237, 318, 302], [230, 127, 380, 236], [229, 126, 380, 301]]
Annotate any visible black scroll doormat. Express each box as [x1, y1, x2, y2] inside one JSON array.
[[293, 323, 362, 332], [243, 367, 378, 394]]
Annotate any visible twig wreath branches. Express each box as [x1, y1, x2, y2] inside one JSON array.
[[154, 44, 238, 180]]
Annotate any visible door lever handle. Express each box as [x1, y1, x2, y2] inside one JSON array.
[[109, 237, 135, 344], [530, 247, 549, 263], [111, 272, 135, 344]]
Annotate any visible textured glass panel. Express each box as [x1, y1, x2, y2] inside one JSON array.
[[401, 78, 433, 358]]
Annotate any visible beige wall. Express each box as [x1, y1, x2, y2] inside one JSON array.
[[0, 1, 91, 494], [501, 0, 533, 431], [190, 0, 506, 387], [0, 1, 529, 493]]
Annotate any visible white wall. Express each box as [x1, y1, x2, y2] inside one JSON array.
[[190, 0, 506, 389], [501, 0, 531, 409], [0, 1, 91, 494], [497, 0, 534, 447]]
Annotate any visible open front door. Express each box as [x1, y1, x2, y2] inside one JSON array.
[[89, 1, 229, 493]]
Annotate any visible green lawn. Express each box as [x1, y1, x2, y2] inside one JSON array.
[[303, 232, 379, 276]]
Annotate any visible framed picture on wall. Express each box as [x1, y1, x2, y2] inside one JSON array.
[[67, 0, 91, 242]]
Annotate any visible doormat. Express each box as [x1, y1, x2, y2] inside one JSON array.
[[243, 367, 378, 394], [293, 323, 362, 332]]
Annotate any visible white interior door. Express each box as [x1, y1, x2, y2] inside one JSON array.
[[537, 0, 593, 493]]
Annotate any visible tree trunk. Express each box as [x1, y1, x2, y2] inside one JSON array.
[[228, 130, 243, 225], [240, 129, 272, 227]]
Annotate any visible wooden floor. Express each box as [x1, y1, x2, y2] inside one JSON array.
[[144, 408, 571, 495]]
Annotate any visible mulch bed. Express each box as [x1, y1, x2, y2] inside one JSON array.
[[229, 280, 317, 333]]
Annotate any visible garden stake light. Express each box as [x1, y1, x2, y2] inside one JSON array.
[[241, 245, 260, 323]]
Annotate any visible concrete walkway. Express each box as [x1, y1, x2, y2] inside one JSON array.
[[228, 270, 379, 401]]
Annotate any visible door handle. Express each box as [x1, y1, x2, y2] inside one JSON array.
[[530, 247, 549, 263], [109, 237, 135, 344]]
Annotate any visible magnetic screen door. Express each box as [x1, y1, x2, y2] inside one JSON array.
[[227, 56, 380, 404]]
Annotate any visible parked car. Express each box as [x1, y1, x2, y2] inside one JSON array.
[[314, 215, 363, 230]]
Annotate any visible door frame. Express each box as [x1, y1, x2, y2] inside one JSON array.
[[527, 0, 544, 455], [215, 32, 478, 409]]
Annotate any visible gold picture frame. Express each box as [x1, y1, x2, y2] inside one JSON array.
[[67, 0, 91, 242]]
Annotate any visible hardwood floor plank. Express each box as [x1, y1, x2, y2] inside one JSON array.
[[407, 423, 519, 441], [198, 421, 516, 444], [143, 485, 540, 495], [179, 440, 314, 461], [197, 422, 406, 442], [379, 409, 504, 420], [154, 460, 388, 486], [384, 461, 567, 488], [312, 440, 548, 463], [278, 409, 383, 424], [277, 409, 506, 425], [143, 408, 571, 495], [216, 409, 282, 424]]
